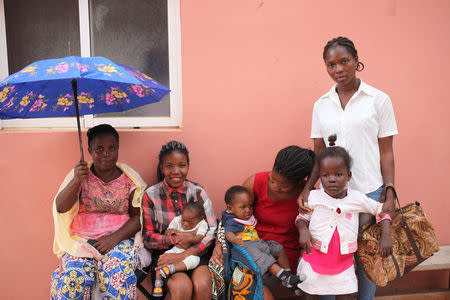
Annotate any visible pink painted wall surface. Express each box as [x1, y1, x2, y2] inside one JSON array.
[[1, 0, 449, 298]]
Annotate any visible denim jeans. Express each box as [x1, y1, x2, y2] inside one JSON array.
[[318, 185, 384, 300], [356, 185, 384, 300]]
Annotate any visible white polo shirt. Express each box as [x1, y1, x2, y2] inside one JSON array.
[[311, 80, 398, 194]]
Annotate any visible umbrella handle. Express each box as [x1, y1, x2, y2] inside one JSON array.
[[71, 79, 84, 162]]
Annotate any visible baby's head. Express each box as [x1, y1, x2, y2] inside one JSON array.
[[317, 135, 352, 199], [225, 185, 253, 221], [181, 202, 205, 230]]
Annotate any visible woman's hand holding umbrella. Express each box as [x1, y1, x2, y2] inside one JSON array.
[[73, 160, 89, 185], [55, 160, 89, 213]]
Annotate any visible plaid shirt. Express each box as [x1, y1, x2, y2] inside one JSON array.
[[142, 179, 217, 255]]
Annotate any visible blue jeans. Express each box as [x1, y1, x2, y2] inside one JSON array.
[[318, 185, 384, 300], [356, 185, 384, 300]]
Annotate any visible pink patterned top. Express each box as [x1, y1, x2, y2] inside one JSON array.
[[70, 170, 136, 239]]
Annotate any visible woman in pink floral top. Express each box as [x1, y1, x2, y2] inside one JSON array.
[[51, 124, 146, 300]]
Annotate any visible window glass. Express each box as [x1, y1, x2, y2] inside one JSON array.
[[89, 0, 170, 117], [4, 0, 80, 74]]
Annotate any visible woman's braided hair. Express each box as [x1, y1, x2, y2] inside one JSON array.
[[323, 36, 365, 72], [157, 140, 190, 182], [273, 146, 315, 182]]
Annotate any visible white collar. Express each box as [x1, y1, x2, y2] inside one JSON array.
[[232, 215, 257, 226], [321, 79, 373, 104], [320, 187, 352, 201]]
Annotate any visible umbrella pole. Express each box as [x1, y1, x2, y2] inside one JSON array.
[[71, 79, 84, 162]]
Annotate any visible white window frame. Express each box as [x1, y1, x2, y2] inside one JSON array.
[[0, 0, 182, 129]]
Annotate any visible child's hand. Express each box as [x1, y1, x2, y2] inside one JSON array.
[[235, 236, 244, 247], [165, 229, 176, 237], [378, 234, 393, 257], [378, 219, 393, 257], [298, 228, 313, 255], [164, 229, 177, 246], [225, 231, 245, 247]]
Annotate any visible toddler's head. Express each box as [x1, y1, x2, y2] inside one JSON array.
[[181, 202, 205, 230], [225, 185, 253, 221], [317, 135, 352, 199]]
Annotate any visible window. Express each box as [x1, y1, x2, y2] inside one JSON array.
[[0, 0, 182, 129]]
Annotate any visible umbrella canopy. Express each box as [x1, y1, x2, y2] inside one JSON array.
[[0, 56, 170, 119], [0, 56, 170, 160]]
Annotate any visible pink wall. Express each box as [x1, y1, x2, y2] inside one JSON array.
[[1, 0, 449, 298]]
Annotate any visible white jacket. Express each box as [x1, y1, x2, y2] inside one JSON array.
[[296, 189, 383, 254]]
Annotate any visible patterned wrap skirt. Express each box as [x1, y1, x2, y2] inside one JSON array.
[[50, 239, 138, 300]]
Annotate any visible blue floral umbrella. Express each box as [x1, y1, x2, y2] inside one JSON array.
[[0, 56, 170, 160]]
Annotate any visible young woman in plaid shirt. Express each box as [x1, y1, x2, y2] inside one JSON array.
[[142, 141, 217, 300]]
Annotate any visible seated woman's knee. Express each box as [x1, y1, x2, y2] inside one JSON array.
[[167, 273, 193, 298], [193, 273, 211, 291], [192, 266, 212, 297]]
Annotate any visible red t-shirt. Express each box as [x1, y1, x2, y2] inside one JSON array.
[[253, 171, 301, 271]]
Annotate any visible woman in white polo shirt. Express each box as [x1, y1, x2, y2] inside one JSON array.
[[298, 37, 398, 300]]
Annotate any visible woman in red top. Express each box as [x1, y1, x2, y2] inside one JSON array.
[[211, 145, 314, 299]]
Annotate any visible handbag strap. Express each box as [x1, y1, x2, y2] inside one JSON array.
[[381, 183, 399, 208], [390, 253, 402, 280], [383, 184, 423, 263], [401, 215, 424, 262]]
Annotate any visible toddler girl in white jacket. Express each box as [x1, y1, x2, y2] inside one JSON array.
[[296, 141, 392, 299]]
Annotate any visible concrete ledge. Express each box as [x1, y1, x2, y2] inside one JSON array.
[[412, 245, 450, 272], [375, 289, 450, 300]]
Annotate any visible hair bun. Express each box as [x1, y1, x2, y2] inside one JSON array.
[[328, 134, 337, 146]]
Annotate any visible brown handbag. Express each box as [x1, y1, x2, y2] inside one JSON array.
[[357, 184, 439, 287]]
